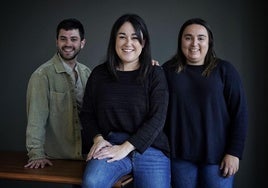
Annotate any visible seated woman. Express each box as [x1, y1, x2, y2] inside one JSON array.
[[80, 13, 170, 188]]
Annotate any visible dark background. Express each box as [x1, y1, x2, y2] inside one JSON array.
[[0, 0, 267, 187]]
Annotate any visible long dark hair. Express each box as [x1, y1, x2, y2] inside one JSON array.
[[106, 13, 152, 81], [167, 18, 218, 76]]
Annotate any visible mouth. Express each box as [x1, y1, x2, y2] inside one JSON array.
[[122, 48, 134, 53], [63, 47, 74, 53], [189, 48, 199, 52]]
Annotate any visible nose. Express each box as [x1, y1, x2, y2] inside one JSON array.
[[125, 37, 132, 46], [64, 38, 73, 46], [191, 38, 198, 46]]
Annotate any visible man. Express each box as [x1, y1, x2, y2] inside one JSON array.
[[24, 18, 91, 169]]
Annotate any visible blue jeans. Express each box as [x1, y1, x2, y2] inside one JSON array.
[[171, 159, 234, 188], [82, 132, 171, 188]]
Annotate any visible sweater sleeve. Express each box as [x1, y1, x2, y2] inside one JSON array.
[[127, 66, 169, 153], [80, 69, 101, 145], [223, 61, 248, 159]]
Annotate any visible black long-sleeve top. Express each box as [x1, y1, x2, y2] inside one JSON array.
[[80, 63, 170, 156], [162, 60, 248, 164]]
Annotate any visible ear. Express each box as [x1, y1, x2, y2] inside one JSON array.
[[81, 39, 86, 49], [142, 39, 145, 48]]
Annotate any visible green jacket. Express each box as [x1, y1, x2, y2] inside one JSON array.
[[26, 54, 91, 161]]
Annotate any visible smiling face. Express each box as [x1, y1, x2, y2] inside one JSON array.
[[56, 29, 85, 64], [115, 22, 144, 71], [181, 24, 209, 65]]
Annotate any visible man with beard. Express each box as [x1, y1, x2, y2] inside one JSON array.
[[25, 18, 91, 169]]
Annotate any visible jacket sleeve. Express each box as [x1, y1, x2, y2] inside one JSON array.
[[26, 72, 49, 161]]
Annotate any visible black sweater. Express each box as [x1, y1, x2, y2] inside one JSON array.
[[80, 63, 170, 156], [162, 60, 248, 164]]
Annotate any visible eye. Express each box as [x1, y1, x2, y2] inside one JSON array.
[[59, 37, 67, 41], [131, 35, 139, 40], [132, 37, 139, 41], [118, 34, 126, 39], [70, 37, 79, 42], [198, 35, 207, 41], [184, 36, 192, 41]]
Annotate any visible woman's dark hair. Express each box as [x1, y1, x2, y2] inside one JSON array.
[[167, 18, 218, 76], [56, 18, 85, 40], [106, 13, 152, 81]]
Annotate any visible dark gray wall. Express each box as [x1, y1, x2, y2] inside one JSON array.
[[0, 0, 267, 187]]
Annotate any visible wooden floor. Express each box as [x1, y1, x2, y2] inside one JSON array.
[[0, 151, 133, 187]]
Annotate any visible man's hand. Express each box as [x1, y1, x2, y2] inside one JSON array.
[[24, 158, 53, 169]]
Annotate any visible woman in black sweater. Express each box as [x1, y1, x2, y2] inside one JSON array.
[[162, 18, 248, 188], [80, 14, 170, 188]]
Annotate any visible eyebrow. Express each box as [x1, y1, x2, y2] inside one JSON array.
[[184, 34, 207, 37], [59, 35, 79, 38], [118, 32, 137, 36]]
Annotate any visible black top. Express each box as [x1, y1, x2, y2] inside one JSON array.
[[162, 60, 248, 164], [80, 63, 170, 156]]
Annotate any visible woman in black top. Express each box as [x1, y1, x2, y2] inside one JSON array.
[[163, 18, 248, 188], [80, 13, 170, 188]]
